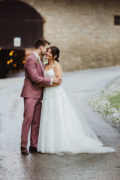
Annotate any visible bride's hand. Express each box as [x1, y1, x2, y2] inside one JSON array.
[[53, 76, 62, 84]]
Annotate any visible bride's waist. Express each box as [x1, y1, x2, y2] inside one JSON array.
[[43, 85, 67, 101], [45, 85, 61, 89], [44, 85, 63, 93]]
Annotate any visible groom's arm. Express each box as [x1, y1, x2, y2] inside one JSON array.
[[25, 57, 51, 86]]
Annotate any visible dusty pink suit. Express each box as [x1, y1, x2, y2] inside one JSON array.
[[21, 52, 51, 148]]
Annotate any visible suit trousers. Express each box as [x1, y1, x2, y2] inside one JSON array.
[[21, 98, 42, 148]]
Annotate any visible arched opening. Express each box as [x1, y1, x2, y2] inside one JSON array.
[[0, 0, 44, 48], [0, 0, 44, 78]]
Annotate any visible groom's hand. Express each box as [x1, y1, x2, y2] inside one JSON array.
[[34, 83, 44, 88], [53, 76, 62, 84]]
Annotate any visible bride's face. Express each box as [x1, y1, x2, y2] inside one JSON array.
[[46, 48, 53, 61]]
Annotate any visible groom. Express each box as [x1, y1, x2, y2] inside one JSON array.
[[21, 38, 61, 155]]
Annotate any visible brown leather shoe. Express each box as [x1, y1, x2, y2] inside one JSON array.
[[29, 146, 37, 153], [21, 147, 29, 155]]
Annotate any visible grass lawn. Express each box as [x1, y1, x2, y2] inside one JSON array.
[[88, 80, 120, 127]]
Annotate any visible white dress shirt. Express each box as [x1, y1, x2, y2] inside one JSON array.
[[33, 52, 53, 85]]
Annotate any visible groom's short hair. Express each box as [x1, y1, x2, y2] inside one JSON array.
[[35, 38, 51, 49]]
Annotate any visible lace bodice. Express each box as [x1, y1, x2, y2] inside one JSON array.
[[45, 69, 55, 78]]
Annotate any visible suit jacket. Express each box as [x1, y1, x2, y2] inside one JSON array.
[[21, 52, 51, 99]]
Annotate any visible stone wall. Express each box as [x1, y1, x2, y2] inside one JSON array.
[[22, 0, 120, 71]]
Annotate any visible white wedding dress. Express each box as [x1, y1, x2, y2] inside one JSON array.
[[38, 69, 115, 154]]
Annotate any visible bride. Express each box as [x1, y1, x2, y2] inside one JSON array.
[[38, 46, 115, 154]]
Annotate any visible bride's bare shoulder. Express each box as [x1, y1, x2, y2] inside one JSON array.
[[54, 61, 62, 69]]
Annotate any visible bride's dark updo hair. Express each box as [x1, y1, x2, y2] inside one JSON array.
[[49, 46, 60, 62]]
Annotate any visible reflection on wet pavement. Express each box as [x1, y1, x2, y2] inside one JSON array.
[[0, 152, 120, 179], [0, 68, 120, 179]]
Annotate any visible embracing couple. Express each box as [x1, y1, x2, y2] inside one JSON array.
[[21, 38, 115, 155]]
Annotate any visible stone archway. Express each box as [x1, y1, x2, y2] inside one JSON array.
[[0, 0, 44, 48]]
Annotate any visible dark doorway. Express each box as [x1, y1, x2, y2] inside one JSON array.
[[0, 49, 25, 78], [0, 0, 44, 48]]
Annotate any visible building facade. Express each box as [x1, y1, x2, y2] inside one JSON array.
[[1, 0, 120, 71]]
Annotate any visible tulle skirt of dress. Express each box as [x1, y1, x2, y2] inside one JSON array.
[[38, 86, 115, 154]]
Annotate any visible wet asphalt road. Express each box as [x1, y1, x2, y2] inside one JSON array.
[[0, 67, 120, 180]]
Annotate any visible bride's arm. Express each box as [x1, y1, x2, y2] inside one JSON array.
[[47, 61, 63, 87], [54, 61, 63, 79]]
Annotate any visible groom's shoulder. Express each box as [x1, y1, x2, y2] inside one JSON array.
[[26, 53, 34, 60], [24, 53, 35, 67], [26, 53, 35, 62]]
